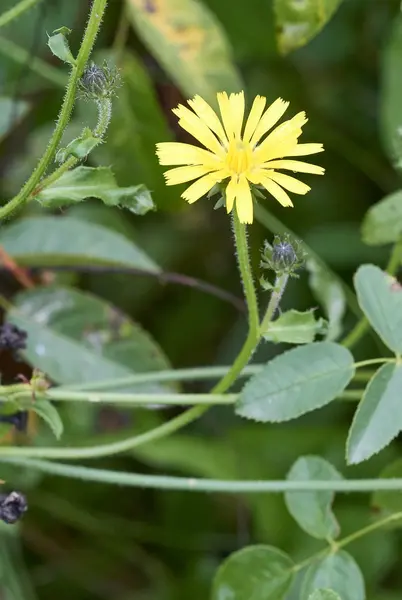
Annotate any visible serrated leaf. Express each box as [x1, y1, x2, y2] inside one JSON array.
[[361, 191, 402, 246], [263, 309, 327, 345], [307, 258, 346, 341], [0, 216, 160, 272], [212, 545, 294, 600], [372, 458, 402, 517], [308, 590, 342, 600], [354, 265, 402, 354], [381, 14, 402, 169], [347, 363, 402, 465], [274, 0, 344, 55], [35, 166, 155, 215], [236, 342, 354, 423], [301, 551, 365, 600], [285, 456, 343, 540], [56, 127, 100, 162], [6, 286, 173, 391], [29, 400, 63, 439], [47, 28, 76, 65], [125, 0, 242, 104]]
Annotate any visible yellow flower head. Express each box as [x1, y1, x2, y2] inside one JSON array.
[[156, 91, 324, 224]]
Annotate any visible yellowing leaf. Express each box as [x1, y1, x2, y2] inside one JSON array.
[[125, 0, 242, 104]]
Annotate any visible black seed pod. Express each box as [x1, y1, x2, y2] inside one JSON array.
[[0, 491, 27, 524]]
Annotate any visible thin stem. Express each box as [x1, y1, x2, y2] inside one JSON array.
[[260, 273, 289, 335], [5, 457, 402, 493], [0, 0, 108, 221], [45, 390, 237, 406], [0, 0, 43, 29], [354, 357, 396, 369]]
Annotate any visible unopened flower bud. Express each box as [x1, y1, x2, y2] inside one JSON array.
[[79, 61, 121, 101], [0, 491, 27, 524], [261, 234, 305, 277]]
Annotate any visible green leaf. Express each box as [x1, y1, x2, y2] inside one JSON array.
[[285, 456, 343, 540], [354, 264, 402, 354], [347, 363, 402, 465], [263, 309, 327, 345], [372, 458, 402, 517], [212, 545, 294, 600], [47, 28, 76, 65], [361, 191, 402, 246], [308, 590, 342, 600], [125, 0, 242, 104], [6, 286, 172, 391], [274, 0, 344, 55], [381, 14, 402, 169], [35, 166, 155, 215], [56, 127, 100, 162], [29, 399, 63, 440], [236, 342, 354, 423], [0, 216, 160, 272], [0, 98, 29, 141], [301, 551, 365, 600], [307, 258, 346, 341]]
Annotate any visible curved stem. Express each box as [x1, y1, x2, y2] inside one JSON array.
[[0, 0, 108, 221], [45, 390, 237, 406], [0, 0, 43, 29], [260, 273, 289, 335]]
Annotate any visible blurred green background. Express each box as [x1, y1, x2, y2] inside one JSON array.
[[1, 0, 402, 598]]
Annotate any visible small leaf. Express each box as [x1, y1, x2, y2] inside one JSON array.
[[125, 0, 242, 104], [35, 166, 155, 215], [308, 590, 342, 600], [236, 342, 354, 423], [372, 458, 402, 517], [212, 545, 294, 600], [307, 258, 346, 341], [47, 28, 76, 65], [0, 216, 160, 272], [361, 191, 402, 246], [347, 363, 402, 465], [263, 309, 327, 345], [285, 456, 343, 540], [56, 127, 100, 162], [30, 400, 63, 439], [301, 551, 365, 600], [354, 265, 402, 354], [274, 0, 344, 55]]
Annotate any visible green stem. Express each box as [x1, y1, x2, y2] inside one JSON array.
[[260, 273, 289, 335], [354, 357, 396, 369], [0, 0, 108, 221], [46, 390, 237, 406], [5, 456, 402, 493], [0, 0, 43, 29]]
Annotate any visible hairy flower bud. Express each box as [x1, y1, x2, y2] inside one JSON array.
[[79, 61, 121, 101], [261, 234, 305, 278], [0, 491, 27, 524]]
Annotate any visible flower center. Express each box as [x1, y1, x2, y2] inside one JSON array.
[[225, 140, 253, 174]]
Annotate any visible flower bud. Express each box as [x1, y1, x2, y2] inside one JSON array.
[[79, 61, 121, 101], [0, 491, 27, 524], [261, 234, 305, 277], [0, 323, 27, 353]]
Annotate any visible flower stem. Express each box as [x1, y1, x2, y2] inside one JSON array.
[[0, 0, 108, 221], [259, 273, 289, 336]]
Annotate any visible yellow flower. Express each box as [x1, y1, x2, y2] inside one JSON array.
[[156, 91, 324, 224]]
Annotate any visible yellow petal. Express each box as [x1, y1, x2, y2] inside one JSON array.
[[173, 104, 223, 154], [235, 175, 253, 224], [249, 98, 289, 146], [182, 171, 226, 204], [267, 171, 310, 194], [286, 143, 324, 157], [188, 95, 228, 143], [156, 142, 219, 166], [260, 177, 293, 207], [164, 165, 215, 185], [225, 176, 238, 214], [254, 112, 307, 162], [243, 95, 266, 143], [229, 92, 245, 139], [217, 92, 234, 139], [262, 160, 325, 175]]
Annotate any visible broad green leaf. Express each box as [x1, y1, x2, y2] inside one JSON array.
[[28, 400, 63, 440], [35, 166, 155, 215], [236, 342, 354, 423], [361, 191, 402, 246], [372, 458, 402, 517], [56, 127, 100, 162], [308, 590, 342, 600], [125, 0, 242, 104], [263, 309, 327, 345], [285, 456, 342, 540], [354, 265, 402, 354], [301, 551, 365, 600], [0, 216, 160, 272], [212, 545, 294, 600], [381, 14, 402, 168], [347, 364, 402, 465], [47, 28, 76, 65], [7, 286, 173, 391], [274, 0, 344, 55], [0, 98, 29, 141], [307, 258, 346, 341]]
